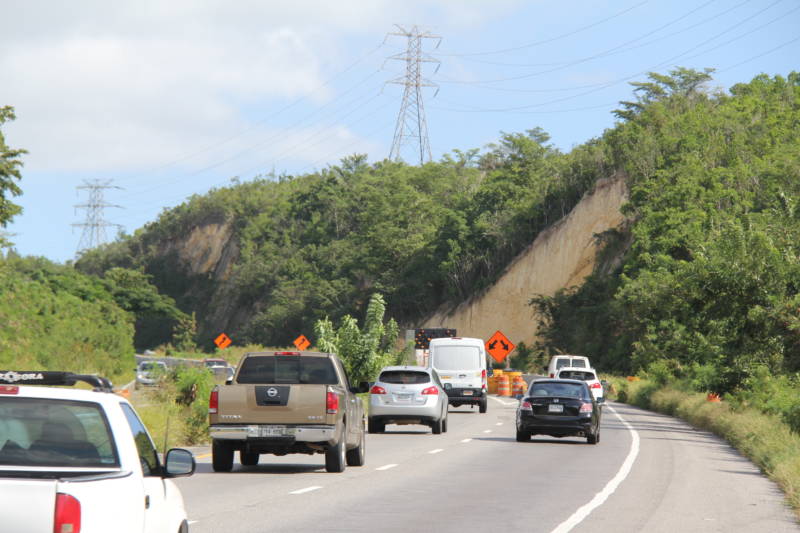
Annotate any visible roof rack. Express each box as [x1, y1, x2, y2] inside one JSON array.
[[0, 371, 114, 392]]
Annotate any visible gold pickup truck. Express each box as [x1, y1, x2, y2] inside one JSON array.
[[208, 351, 368, 473]]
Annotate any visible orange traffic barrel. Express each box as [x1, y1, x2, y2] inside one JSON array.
[[488, 375, 498, 394], [496, 375, 511, 397], [512, 377, 526, 397]]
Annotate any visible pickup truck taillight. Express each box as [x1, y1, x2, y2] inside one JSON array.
[[209, 389, 219, 414], [326, 391, 339, 414], [54, 493, 81, 533]]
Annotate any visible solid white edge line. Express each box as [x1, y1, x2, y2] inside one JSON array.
[[376, 463, 398, 471], [461, 438, 472, 443], [428, 448, 444, 454], [550, 404, 640, 533], [289, 486, 323, 495]]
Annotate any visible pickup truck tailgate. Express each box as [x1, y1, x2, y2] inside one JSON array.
[[0, 478, 55, 532], [218, 384, 327, 424]]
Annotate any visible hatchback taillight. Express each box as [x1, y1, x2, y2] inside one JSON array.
[[208, 389, 218, 414], [421, 386, 438, 395], [590, 382, 602, 389], [520, 401, 532, 411], [326, 391, 339, 414], [579, 402, 593, 413], [370, 385, 386, 395], [54, 493, 81, 533]]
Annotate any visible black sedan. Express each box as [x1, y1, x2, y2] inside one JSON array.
[[515, 378, 601, 444]]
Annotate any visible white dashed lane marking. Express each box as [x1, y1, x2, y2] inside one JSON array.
[[461, 438, 472, 443], [483, 429, 492, 434], [290, 486, 322, 495], [428, 448, 444, 454], [376, 463, 398, 471]]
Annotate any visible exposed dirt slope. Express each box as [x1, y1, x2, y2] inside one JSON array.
[[423, 174, 628, 346]]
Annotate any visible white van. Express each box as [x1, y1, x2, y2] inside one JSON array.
[[427, 337, 489, 413], [547, 354, 591, 378]]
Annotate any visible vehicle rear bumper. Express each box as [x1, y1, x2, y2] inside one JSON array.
[[209, 424, 336, 443], [369, 401, 441, 420], [517, 415, 593, 436], [445, 388, 485, 405]]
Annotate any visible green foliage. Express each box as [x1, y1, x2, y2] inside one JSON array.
[[314, 293, 401, 384], [172, 365, 216, 443], [0, 106, 26, 237], [172, 312, 198, 352]]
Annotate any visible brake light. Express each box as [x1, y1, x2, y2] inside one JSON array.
[[580, 402, 593, 413], [326, 391, 339, 414], [0, 385, 19, 395], [590, 382, 602, 389], [481, 369, 486, 380], [54, 493, 81, 533], [421, 386, 438, 395], [549, 373, 554, 378], [370, 385, 386, 395], [208, 389, 218, 414], [520, 401, 532, 411], [274, 352, 301, 355]]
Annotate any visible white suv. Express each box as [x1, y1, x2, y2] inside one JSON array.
[[556, 367, 604, 402], [0, 370, 195, 532]]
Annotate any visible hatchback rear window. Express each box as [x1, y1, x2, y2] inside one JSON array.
[[237, 356, 337, 384], [528, 382, 589, 399], [379, 371, 430, 385], [0, 398, 119, 468], [558, 370, 596, 381]]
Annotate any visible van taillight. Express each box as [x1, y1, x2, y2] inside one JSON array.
[[54, 493, 81, 533], [208, 389, 218, 414], [481, 369, 486, 380], [421, 386, 438, 395], [370, 385, 386, 395], [326, 391, 339, 414]]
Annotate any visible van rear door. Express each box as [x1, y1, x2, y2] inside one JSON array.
[[431, 344, 483, 389]]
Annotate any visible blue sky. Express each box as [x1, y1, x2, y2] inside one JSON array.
[[2, 0, 798, 263]]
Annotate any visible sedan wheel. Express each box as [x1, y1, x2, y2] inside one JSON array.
[[516, 428, 530, 442]]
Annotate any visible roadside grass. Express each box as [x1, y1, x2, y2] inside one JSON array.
[[607, 376, 800, 520]]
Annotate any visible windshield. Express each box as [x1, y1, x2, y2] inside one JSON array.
[[0, 398, 119, 468], [528, 382, 589, 400], [379, 371, 430, 384], [237, 356, 338, 384], [431, 346, 481, 371], [140, 362, 165, 372], [558, 370, 596, 381]]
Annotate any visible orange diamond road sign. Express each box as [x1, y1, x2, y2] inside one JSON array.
[[214, 333, 232, 350], [293, 334, 311, 351], [486, 330, 515, 363]]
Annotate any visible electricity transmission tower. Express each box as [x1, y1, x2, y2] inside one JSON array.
[[386, 25, 441, 165], [72, 179, 123, 255]]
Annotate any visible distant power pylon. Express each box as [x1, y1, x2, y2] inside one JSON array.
[[72, 179, 124, 256], [386, 25, 441, 165]]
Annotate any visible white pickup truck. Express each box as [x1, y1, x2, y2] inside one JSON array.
[[0, 371, 195, 533]]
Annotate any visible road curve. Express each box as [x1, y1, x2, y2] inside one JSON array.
[[175, 397, 798, 532]]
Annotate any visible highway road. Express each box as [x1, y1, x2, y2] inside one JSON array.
[[175, 396, 798, 533]]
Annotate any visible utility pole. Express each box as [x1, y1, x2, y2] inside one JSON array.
[[72, 179, 123, 256], [386, 25, 441, 165]]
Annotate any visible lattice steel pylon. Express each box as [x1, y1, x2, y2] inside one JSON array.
[[72, 179, 124, 256], [386, 25, 441, 165]]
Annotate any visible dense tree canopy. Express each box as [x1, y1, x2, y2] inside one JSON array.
[[0, 106, 25, 238]]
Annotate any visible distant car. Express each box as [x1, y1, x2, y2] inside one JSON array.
[[0, 370, 195, 532], [547, 355, 591, 378], [369, 366, 449, 434], [135, 360, 168, 389], [204, 358, 228, 369], [556, 367, 604, 402], [515, 378, 601, 444]]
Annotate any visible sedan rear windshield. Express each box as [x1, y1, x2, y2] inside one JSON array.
[[528, 382, 589, 400], [379, 371, 430, 384], [558, 370, 596, 381], [0, 398, 119, 468], [237, 356, 338, 384]]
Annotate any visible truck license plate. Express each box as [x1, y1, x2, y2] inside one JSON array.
[[462, 390, 473, 396], [548, 404, 564, 413], [259, 426, 286, 437]]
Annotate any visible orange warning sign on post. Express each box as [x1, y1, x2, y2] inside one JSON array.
[[293, 334, 311, 351], [485, 330, 515, 363], [214, 333, 232, 350]]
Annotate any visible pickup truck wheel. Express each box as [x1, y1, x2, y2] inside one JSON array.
[[432, 418, 443, 434], [325, 437, 346, 473], [212, 440, 234, 472], [479, 398, 488, 413], [240, 450, 259, 466], [345, 429, 365, 466]]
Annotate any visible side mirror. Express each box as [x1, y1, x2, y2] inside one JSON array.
[[164, 448, 195, 477]]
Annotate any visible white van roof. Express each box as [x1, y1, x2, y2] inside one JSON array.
[[429, 337, 484, 347]]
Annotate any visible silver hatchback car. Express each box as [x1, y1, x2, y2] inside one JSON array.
[[368, 366, 448, 434]]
